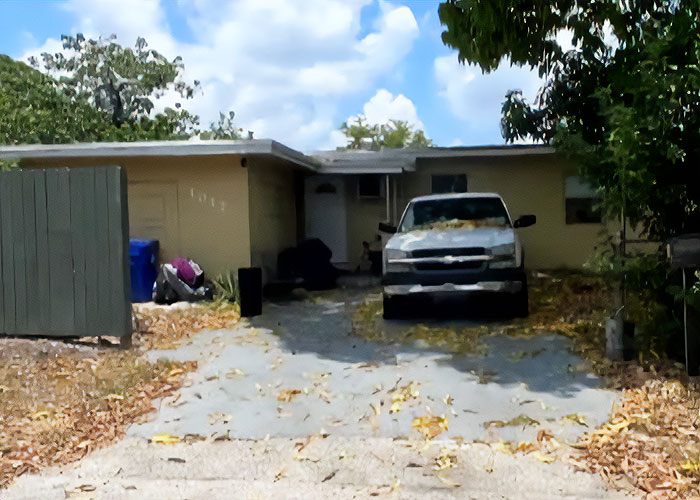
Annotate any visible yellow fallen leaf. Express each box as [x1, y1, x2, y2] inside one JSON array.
[[389, 478, 401, 492], [680, 460, 700, 472], [490, 440, 513, 455], [434, 450, 457, 470], [390, 381, 420, 414], [167, 368, 184, 377], [370, 403, 381, 416], [562, 413, 588, 426], [152, 433, 181, 445], [532, 451, 554, 463], [225, 368, 246, 378], [515, 441, 537, 453], [104, 393, 124, 400], [443, 395, 454, 406], [412, 415, 448, 439], [32, 410, 50, 420], [278, 389, 302, 402]]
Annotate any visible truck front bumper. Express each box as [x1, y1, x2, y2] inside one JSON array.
[[382, 269, 525, 297]]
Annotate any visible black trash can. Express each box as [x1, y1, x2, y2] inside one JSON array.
[[238, 267, 262, 317]]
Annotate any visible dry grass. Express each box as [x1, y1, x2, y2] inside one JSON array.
[[0, 301, 240, 488], [133, 301, 240, 350], [572, 379, 700, 499], [0, 341, 196, 487]]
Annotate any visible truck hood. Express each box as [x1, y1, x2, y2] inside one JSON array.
[[386, 227, 515, 252]]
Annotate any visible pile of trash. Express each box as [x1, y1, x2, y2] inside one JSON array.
[[152, 257, 214, 304], [276, 238, 339, 291]]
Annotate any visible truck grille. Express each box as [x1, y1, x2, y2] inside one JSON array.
[[415, 261, 484, 271], [410, 247, 485, 258]]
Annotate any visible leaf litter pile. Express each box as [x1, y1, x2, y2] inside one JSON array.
[[352, 272, 700, 498], [0, 301, 239, 487]]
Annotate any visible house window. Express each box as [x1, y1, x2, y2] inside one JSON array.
[[358, 174, 384, 198], [432, 174, 467, 194], [565, 176, 601, 224]]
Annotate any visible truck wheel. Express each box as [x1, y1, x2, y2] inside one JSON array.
[[512, 282, 529, 318], [383, 295, 402, 319]]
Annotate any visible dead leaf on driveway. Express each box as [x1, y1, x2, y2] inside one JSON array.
[[412, 415, 448, 439], [278, 389, 302, 402], [390, 381, 419, 414], [485, 414, 539, 428], [151, 433, 181, 445], [562, 413, 588, 427]]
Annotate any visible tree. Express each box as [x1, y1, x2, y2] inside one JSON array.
[[438, 0, 700, 336], [340, 116, 433, 150], [199, 111, 242, 140], [2, 34, 241, 147], [438, 0, 700, 242], [0, 55, 109, 145], [30, 34, 199, 135]]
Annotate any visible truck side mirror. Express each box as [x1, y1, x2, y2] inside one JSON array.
[[514, 215, 536, 228], [378, 222, 397, 234]]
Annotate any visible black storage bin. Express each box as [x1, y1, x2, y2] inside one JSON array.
[[238, 267, 262, 317]]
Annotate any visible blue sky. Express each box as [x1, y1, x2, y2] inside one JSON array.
[[0, 0, 542, 151]]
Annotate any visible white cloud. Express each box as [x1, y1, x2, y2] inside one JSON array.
[[21, 0, 420, 151], [434, 54, 543, 143], [360, 89, 423, 129]]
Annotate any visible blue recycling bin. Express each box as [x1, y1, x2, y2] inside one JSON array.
[[129, 239, 159, 302]]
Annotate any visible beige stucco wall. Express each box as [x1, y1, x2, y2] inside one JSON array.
[[399, 155, 602, 269], [344, 176, 388, 268], [247, 157, 298, 282], [343, 154, 604, 270], [20, 155, 251, 276]]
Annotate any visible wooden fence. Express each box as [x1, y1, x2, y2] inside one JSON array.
[[0, 166, 131, 345]]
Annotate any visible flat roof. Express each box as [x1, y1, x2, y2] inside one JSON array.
[[0, 139, 321, 171], [313, 144, 555, 173], [0, 140, 555, 174]]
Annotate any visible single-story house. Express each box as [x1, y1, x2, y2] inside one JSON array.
[[0, 140, 605, 282]]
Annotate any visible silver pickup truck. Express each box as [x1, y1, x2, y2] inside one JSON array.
[[381, 192, 535, 318]]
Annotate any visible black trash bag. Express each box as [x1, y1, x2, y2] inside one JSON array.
[[152, 264, 212, 303], [296, 238, 339, 290], [277, 246, 300, 280], [152, 267, 178, 304]]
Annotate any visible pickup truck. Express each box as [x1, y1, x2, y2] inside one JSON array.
[[381, 192, 535, 318]]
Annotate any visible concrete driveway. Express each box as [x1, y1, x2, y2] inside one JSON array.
[[3, 287, 635, 500]]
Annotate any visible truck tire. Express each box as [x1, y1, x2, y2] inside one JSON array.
[[512, 281, 529, 318], [383, 295, 403, 319]]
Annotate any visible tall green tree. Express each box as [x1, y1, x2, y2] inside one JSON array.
[[438, 0, 700, 242], [29, 34, 200, 137], [0, 54, 109, 145], [340, 116, 433, 150]]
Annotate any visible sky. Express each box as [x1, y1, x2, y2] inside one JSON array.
[[0, 0, 543, 152]]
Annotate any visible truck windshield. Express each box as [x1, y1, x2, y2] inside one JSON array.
[[399, 197, 511, 232]]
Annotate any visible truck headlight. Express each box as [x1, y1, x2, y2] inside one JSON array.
[[383, 249, 410, 273], [490, 243, 517, 268]]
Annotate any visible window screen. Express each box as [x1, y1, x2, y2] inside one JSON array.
[[431, 174, 467, 194]]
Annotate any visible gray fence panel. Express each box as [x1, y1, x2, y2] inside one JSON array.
[[33, 169, 51, 333], [0, 166, 131, 339], [1, 174, 16, 332]]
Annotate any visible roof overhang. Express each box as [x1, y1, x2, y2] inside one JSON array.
[[311, 144, 555, 174], [0, 139, 321, 171]]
